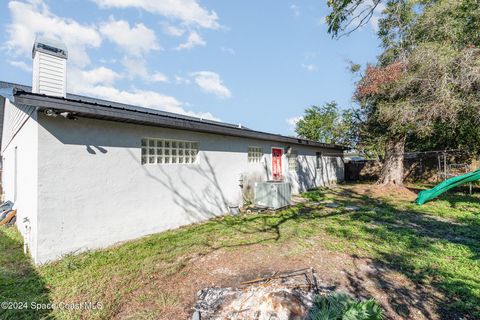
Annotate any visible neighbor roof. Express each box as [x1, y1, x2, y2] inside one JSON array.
[[0, 81, 348, 150]]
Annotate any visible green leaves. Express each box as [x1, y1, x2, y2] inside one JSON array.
[[295, 102, 355, 146], [307, 293, 384, 320], [342, 0, 480, 156], [326, 0, 384, 38], [411, 0, 480, 48]]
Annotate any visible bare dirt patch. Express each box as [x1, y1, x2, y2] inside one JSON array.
[[111, 183, 468, 320], [351, 183, 417, 202], [115, 241, 441, 320]]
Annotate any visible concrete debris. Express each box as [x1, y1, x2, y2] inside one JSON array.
[[228, 206, 240, 215], [192, 268, 329, 320], [194, 287, 314, 320], [344, 205, 361, 211], [325, 202, 340, 208]]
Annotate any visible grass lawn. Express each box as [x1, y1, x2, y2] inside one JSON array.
[[0, 183, 479, 319]]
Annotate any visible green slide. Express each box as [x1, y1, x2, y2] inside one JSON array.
[[416, 168, 480, 205]]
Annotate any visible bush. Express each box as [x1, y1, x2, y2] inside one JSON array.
[[308, 293, 383, 320]]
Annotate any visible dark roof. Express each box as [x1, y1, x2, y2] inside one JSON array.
[[0, 81, 348, 150], [33, 36, 68, 59]]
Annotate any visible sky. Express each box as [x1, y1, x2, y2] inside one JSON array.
[[0, 0, 383, 136]]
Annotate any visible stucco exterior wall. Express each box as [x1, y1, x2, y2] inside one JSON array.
[[1, 99, 39, 261], [34, 114, 343, 263]]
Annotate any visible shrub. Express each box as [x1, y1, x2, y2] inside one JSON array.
[[308, 293, 383, 320]]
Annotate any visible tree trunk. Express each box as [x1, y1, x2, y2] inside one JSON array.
[[377, 135, 406, 186]]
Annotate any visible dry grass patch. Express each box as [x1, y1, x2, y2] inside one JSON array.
[[0, 183, 478, 319]]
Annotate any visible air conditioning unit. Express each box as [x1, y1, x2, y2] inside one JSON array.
[[254, 181, 291, 209]]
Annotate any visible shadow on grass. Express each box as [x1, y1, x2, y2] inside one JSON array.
[[437, 192, 480, 213], [407, 183, 480, 201], [38, 183, 479, 320], [406, 186, 424, 195], [0, 226, 51, 320], [315, 186, 480, 320], [129, 184, 479, 319]]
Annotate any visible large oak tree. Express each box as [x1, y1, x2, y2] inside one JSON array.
[[327, 0, 480, 185]]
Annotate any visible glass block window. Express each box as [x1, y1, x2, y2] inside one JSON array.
[[248, 146, 263, 163], [141, 138, 198, 165], [288, 152, 298, 172]]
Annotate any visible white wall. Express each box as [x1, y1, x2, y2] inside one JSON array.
[[1, 100, 36, 153], [1, 99, 39, 261], [35, 114, 343, 263], [290, 153, 344, 194]]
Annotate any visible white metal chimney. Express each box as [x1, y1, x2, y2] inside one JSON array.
[[32, 36, 68, 98]]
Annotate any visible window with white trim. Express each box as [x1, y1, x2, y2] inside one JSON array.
[[288, 152, 298, 172], [248, 146, 263, 163], [141, 138, 198, 165]]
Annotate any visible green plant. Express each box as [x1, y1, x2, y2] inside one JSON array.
[[308, 293, 383, 320], [1, 184, 478, 319], [295, 101, 355, 146]]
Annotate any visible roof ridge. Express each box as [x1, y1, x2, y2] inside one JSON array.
[[0, 80, 247, 129], [2, 81, 348, 150]]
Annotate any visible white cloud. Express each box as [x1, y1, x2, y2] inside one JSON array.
[[175, 31, 206, 50], [286, 116, 301, 132], [69, 66, 121, 86], [7, 60, 31, 72], [151, 72, 168, 82], [99, 57, 117, 64], [94, 87, 219, 120], [4, 1, 218, 120], [92, 0, 220, 29], [301, 63, 317, 72], [162, 24, 185, 37], [174, 75, 191, 85], [290, 4, 300, 17], [6, 1, 101, 67], [190, 71, 231, 99], [100, 17, 160, 56], [121, 57, 169, 82], [220, 46, 235, 55], [83, 86, 178, 113], [121, 56, 150, 80], [68, 66, 219, 120]]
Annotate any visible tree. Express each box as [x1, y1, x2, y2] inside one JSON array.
[[295, 102, 354, 146], [326, 0, 384, 38], [351, 0, 415, 185], [327, 0, 480, 185]]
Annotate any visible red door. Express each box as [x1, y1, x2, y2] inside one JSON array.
[[272, 148, 283, 181]]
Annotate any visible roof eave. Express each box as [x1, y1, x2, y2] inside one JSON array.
[[13, 90, 348, 150]]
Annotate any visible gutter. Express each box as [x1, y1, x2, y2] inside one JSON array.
[[13, 90, 349, 151]]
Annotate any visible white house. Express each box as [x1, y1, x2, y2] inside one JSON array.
[[0, 38, 346, 264]]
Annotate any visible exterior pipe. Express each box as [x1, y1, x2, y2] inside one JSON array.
[[23, 217, 30, 255]]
